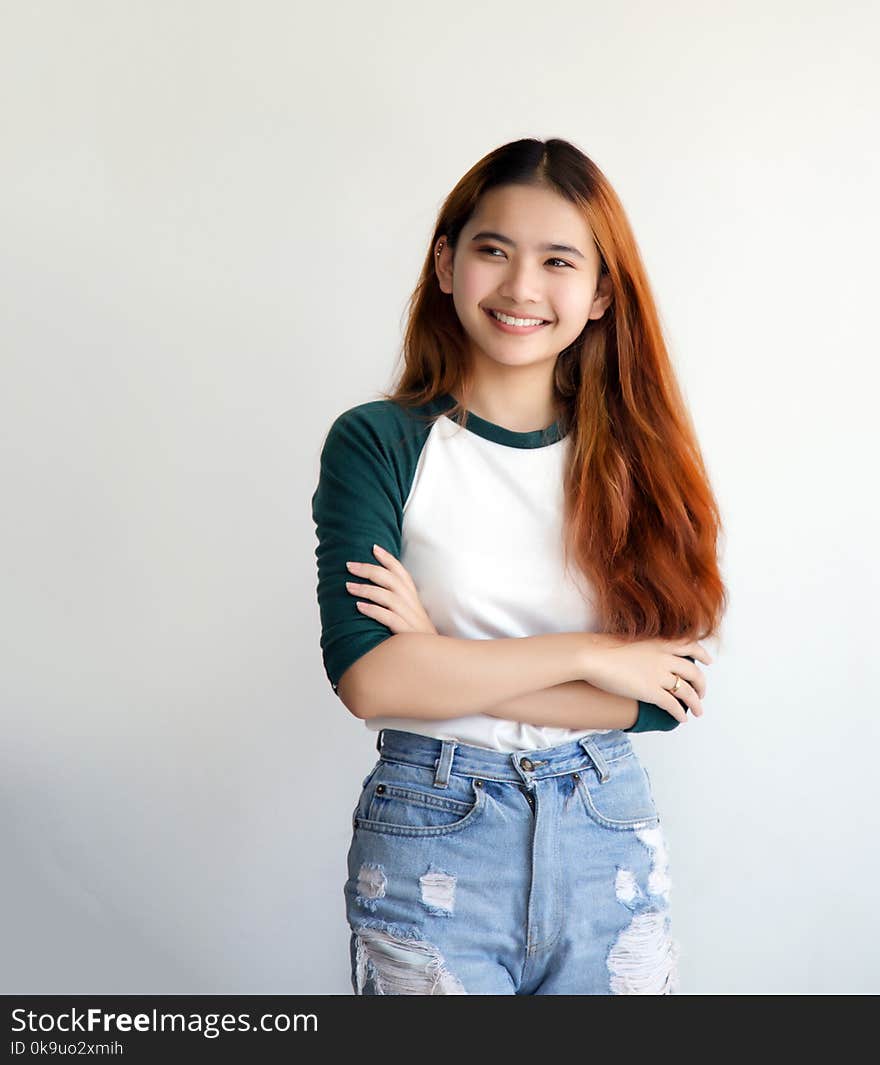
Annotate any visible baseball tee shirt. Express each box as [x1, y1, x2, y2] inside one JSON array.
[[311, 392, 685, 751]]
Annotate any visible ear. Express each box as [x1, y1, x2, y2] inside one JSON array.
[[587, 271, 614, 321], [434, 235, 453, 294]]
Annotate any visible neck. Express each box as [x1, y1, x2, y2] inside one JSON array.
[[455, 361, 559, 432]]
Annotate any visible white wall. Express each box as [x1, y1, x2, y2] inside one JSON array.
[[2, 0, 877, 994]]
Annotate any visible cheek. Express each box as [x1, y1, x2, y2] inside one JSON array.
[[452, 262, 494, 306], [555, 284, 593, 316], [555, 291, 595, 330]]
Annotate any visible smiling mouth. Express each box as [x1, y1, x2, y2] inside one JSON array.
[[483, 308, 551, 326]]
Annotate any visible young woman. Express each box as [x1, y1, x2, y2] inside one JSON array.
[[311, 137, 727, 995]]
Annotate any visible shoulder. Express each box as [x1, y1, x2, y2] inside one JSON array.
[[320, 396, 445, 460], [324, 398, 409, 439], [313, 398, 449, 516]]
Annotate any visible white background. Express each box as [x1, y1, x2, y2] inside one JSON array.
[[2, 0, 878, 994]]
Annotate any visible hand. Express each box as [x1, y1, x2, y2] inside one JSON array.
[[344, 544, 439, 636], [580, 634, 713, 724]]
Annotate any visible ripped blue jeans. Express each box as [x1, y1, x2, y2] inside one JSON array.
[[344, 727, 680, 995]]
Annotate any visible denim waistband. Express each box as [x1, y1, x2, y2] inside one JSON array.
[[374, 727, 634, 788]]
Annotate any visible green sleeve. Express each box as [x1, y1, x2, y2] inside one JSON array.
[[310, 406, 405, 694], [623, 655, 696, 733]]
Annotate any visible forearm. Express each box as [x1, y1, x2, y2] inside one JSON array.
[[346, 631, 588, 720], [482, 680, 639, 731]]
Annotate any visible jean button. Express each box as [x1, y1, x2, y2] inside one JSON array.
[[520, 757, 534, 772]]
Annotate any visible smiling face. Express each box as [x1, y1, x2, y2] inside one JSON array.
[[436, 182, 612, 376]]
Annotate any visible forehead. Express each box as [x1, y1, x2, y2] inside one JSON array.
[[464, 183, 594, 249]]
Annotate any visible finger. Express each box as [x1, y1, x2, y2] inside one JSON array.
[[372, 544, 417, 590], [669, 657, 707, 699], [667, 640, 712, 666], [654, 692, 689, 724], [666, 677, 703, 718], [688, 641, 713, 665], [347, 582, 421, 629], [345, 560, 399, 591], [354, 599, 411, 633], [346, 580, 404, 613]]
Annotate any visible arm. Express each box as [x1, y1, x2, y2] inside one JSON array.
[[337, 557, 693, 729], [481, 656, 699, 734], [313, 411, 694, 732], [341, 627, 690, 730], [482, 680, 639, 730], [342, 634, 685, 733], [339, 630, 594, 720], [314, 408, 646, 725]]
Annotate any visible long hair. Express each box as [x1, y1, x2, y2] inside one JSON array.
[[375, 137, 727, 643]]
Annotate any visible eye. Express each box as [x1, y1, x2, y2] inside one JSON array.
[[477, 246, 573, 269]]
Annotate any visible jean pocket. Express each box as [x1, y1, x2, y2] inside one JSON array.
[[574, 751, 660, 831], [351, 760, 383, 829], [354, 760, 487, 837]]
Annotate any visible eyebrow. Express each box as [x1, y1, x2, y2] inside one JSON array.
[[470, 230, 586, 260]]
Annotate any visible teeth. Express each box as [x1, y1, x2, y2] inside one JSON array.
[[490, 310, 546, 327]]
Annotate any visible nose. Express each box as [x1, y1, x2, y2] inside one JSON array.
[[496, 258, 544, 306]]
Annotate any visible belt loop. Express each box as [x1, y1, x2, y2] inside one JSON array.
[[375, 728, 384, 753], [578, 736, 610, 783], [433, 739, 456, 788]]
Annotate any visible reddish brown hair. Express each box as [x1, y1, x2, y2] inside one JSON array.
[[376, 137, 727, 643]]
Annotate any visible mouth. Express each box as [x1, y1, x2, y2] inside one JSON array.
[[483, 307, 551, 334]]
